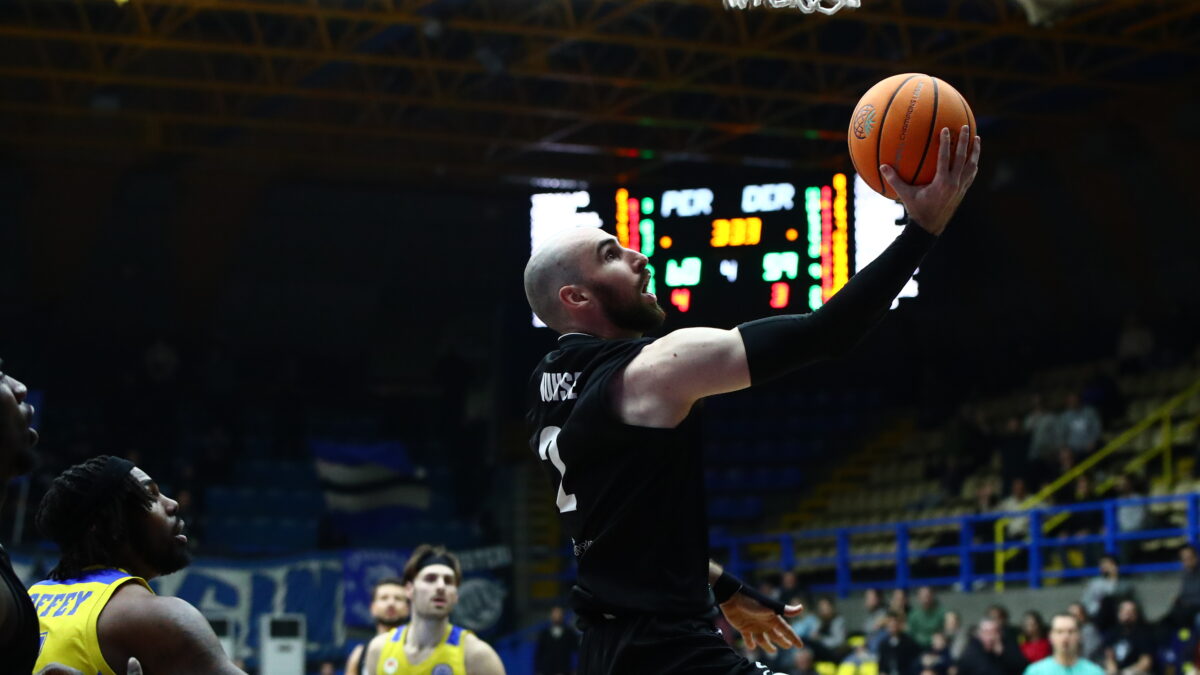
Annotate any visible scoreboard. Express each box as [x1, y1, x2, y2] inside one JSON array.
[[530, 173, 916, 328]]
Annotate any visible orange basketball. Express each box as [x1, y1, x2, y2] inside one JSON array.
[[848, 73, 976, 200]]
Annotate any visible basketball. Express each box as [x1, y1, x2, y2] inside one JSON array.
[[848, 73, 976, 199]]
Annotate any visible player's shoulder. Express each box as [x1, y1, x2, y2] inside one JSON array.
[[103, 585, 204, 630], [461, 630, 505, 675]]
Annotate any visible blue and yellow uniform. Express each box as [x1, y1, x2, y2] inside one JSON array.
[[27, 567, 153, 675], [377, 623, 471, 675]]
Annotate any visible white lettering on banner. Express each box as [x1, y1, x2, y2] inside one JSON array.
[[661, 188, 714, 217], [741, 183, 796, 213]]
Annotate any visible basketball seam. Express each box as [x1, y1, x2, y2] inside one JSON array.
[[958, 88, 973, 139], [910, 77, 939, 185], [875, 74, 920, 197]]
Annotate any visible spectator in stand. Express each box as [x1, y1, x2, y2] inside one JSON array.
[[1082, 555, 1137, 634], [909, 586, 947, 649], [880, 611, 922, 675], [944, 611, 970, 661], [891, 588, 911, 617], [959, 617, 1028, 675], [812, 597, 847, 659], [1055, 474, 1104, 568], [999, 478, 1032, 539], [1059, 393, 1103, 457], [842, 635, 879, 675], [1020, 611, 1052, 664], [1023, 613, 1105, 675], [1117, 314, 1155, 374], [996, 416, 1030, 495], [791, 647, 819, 675], [1166, 545, 1200, 634], [534, 606, 578, 675], [865, 588, 890, 654], [1113, 477, 1147, 564], [1025, 395, 1061, 481], [1101, 600, 1154, 675], [779, 571, 800, 604], [791, 595, 820, 642], [988, 605, 1024, 649], [916, 632, 953, 675], [1067, 603, 1104, 663]]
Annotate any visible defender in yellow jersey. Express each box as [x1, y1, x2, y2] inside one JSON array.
[[365, 545, 505, 675], [28, 568, 151, 675], [32, 456, 243, 675]]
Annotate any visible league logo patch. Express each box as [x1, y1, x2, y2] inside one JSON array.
[[853, 104, 877, 140], [383, 657, 399, 675], [432, 665, 454, 675]]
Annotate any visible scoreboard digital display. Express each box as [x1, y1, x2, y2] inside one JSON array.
[[530, 173, 915, 328]]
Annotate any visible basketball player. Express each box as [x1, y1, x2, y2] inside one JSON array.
[[346, 577, 411, 675], [524, 126, 981, 674], [0, 362, 42, 673], [29, 455, 245, 674], [363, 545, 505, 675]]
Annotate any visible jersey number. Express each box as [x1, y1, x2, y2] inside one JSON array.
[[537, 426, 578, 513]]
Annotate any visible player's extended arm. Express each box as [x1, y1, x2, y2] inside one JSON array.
[[464, 633, 507, 675], [617, 126, 980, 427], [98, 587, 244, 675]]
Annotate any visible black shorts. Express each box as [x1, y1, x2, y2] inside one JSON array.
[[577, 613, 788, 675]]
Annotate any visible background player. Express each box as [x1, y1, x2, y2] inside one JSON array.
[[347, 577, 411, 675], [30, 455, 244, 674], [364, 545, 505, 675], [523, 126, 980, 674]]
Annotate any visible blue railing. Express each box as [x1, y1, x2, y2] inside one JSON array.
[[533, 493, 1200, 597]]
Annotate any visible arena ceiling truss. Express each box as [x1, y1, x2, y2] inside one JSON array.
[[0, 0, 1197, 184]]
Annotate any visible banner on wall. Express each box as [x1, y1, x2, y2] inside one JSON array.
[[12, 545, 511, 661], [343, 545, 513, 632]]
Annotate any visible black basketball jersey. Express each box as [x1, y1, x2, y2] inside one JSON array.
[[527, 333, 711, 617], [0, 543, 39, 675]]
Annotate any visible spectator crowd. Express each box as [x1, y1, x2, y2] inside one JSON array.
[[735, 545, 1200, 675]]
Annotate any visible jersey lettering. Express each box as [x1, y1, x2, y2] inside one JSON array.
[[539, 372, 582, 402], [537, 426, 578, 513]]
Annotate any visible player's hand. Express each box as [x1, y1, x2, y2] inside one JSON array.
[[719, 594, 804, 654], [35, 664, 86, 675], [880, 124, 981, 237]]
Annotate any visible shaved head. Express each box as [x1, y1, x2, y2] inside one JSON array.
[[524, 228, 607, 332]]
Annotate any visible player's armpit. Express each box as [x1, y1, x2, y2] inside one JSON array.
[[99, 589, 245, 675], [614, 327, 750, 427], [464, 633, 507, 675]]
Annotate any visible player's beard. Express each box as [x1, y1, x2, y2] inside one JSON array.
[[375, 613, 406, 630], [131, 516, 193, 577], [593, 281, 665, 334]]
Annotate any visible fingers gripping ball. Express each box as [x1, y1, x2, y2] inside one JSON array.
[[848, 73, 976, 199]]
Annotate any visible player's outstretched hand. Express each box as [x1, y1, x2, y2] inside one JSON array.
[[880, 124, 981, 237], [719, 594, 804, 654]]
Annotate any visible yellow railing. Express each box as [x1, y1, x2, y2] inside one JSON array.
[[992, 376, 1200, 590]]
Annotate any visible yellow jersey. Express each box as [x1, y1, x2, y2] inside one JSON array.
[[378, 623, 471, 675], [28, 567, 153, 675]]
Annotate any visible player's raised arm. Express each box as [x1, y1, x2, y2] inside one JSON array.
[[616, 125, 981, 426]]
